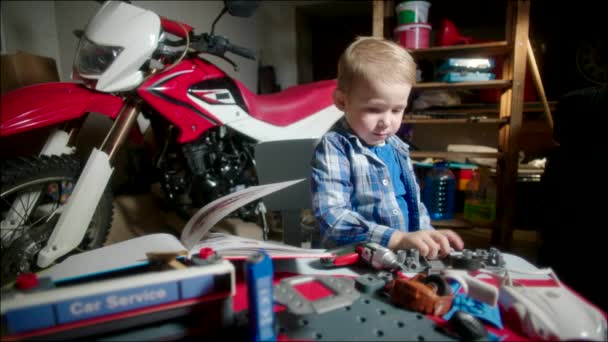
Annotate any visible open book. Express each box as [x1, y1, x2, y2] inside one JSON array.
[[39, 179, 332, 282], [192, 232, 331, 260]]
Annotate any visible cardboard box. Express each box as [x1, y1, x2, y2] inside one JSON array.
[[1, 50, 60, 94]]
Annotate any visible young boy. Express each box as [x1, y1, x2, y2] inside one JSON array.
[[310, 37, 464, 259]]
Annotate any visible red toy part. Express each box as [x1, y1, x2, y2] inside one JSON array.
[[15, 273, 39, 290], [198, 247, 215, 259], [435, 19, 473, 46], [331, 252, 360, 267]]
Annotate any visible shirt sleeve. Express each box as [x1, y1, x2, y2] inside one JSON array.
[[310, 135, 399, 248]]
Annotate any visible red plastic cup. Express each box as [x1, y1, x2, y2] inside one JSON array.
[[394, 23, 432, 49]]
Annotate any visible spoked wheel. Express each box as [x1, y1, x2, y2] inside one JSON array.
[[0, 155, 113, 286]]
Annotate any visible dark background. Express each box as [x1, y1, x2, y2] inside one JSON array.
[[296, 0, 606, 100]]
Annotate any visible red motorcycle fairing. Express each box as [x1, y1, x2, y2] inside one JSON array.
[[139, 57, 338, 144], [138, 58, 227, 144], [0, 82, 124, 137], [160, 16, 193, 38]]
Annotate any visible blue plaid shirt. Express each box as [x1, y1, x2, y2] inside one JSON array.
[[311, 119, 433, 248]]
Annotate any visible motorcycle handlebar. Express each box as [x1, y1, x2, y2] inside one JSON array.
[[227, 44, 256, 60], [195, 33, 256, 61]]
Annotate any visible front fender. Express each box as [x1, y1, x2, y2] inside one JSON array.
[[0, 82, 124, 137]]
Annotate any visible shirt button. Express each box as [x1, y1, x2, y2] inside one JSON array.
[[392, 209, 399, 215], [382, 179, 389, 186]]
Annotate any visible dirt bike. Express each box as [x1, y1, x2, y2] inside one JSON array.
[[0, 0, 342, 285]]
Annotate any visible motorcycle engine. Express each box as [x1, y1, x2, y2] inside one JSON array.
[[161, 126, 258, 220]]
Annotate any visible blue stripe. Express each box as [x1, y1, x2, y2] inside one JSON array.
[[5, 304, 56, 334]]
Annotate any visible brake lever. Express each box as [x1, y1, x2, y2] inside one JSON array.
[[218, 54, 238, 72]]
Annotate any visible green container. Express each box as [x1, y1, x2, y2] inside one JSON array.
[[395, 1, 431, 24], [398, 10, 416, 24]]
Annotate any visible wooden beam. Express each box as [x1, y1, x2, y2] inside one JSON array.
[[373, 0, 384, 37], [409, 151, 501, 159], [494, 0, 530, 250], [526, 39, 554, 131], [413, 80, 512, 91], [409, 41, 512, 59]]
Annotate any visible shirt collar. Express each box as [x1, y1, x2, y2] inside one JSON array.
[[335, 117, 411, 153]]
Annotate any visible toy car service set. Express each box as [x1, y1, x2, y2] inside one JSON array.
[[3, 243, 606, 341]]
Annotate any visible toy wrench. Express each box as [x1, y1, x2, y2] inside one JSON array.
[[320, 243, 361, 268]]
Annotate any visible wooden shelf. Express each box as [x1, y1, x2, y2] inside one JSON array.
[[409, 151, 501, 159], [403, 117, 508, 124], [413, 80, 512, 91], [408, 102, 557, 116], [409, 41, 512, 60], [374, 1, 533, 249], [431, 217, 473, 229]]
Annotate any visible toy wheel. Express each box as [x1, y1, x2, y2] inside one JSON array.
[[449, 311, 487, 340], [423, 274, 451, 296]]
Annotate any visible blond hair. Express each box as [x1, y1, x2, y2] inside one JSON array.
[[336, 36, 416, 92]]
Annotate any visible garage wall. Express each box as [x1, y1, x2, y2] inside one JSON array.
[[256, 0, 325, 90], [0, 1, 61, 70], [1, 0, 259, 91]]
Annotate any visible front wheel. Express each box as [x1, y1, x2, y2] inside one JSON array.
[[0, 155, 113, 286]]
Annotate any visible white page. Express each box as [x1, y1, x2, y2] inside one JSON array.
[[39, 179, 306, 282], [180, 179, 304, 249], [38, 233, 186, 282]]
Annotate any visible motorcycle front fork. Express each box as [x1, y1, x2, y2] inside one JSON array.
[[35, 99, 142, 268]]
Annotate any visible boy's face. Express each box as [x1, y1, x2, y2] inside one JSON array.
[[334, 77, 411, 146]]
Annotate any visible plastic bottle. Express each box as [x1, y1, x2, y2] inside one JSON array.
[[422, 161, 456, 220], [463, 167, 496, 226]]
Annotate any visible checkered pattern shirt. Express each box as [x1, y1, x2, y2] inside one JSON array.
[[311, 120, 433, 248]]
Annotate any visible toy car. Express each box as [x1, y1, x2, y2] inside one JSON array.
[[499, 283, 607, 341]]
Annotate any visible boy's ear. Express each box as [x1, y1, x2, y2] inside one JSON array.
[[333, 89, 346, 111]]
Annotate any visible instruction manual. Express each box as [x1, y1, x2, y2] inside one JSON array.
[[39, 179, 331, 282]]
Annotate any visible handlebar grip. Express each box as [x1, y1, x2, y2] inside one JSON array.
[[228, 44, 256, 60]]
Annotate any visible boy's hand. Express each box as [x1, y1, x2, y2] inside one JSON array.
[[388, 229, 464, 259]]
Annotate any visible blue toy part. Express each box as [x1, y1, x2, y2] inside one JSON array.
[[245, 249, 276, 342], [444, 281, 503, 329], [487, 331, 504, 341], [438, 58, 495, 72], [439, 72, 496, 83]]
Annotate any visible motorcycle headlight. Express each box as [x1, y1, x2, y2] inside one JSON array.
[[74, 36, 124, 78]]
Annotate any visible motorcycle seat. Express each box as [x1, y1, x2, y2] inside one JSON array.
[[234, 79, 336, 127]]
